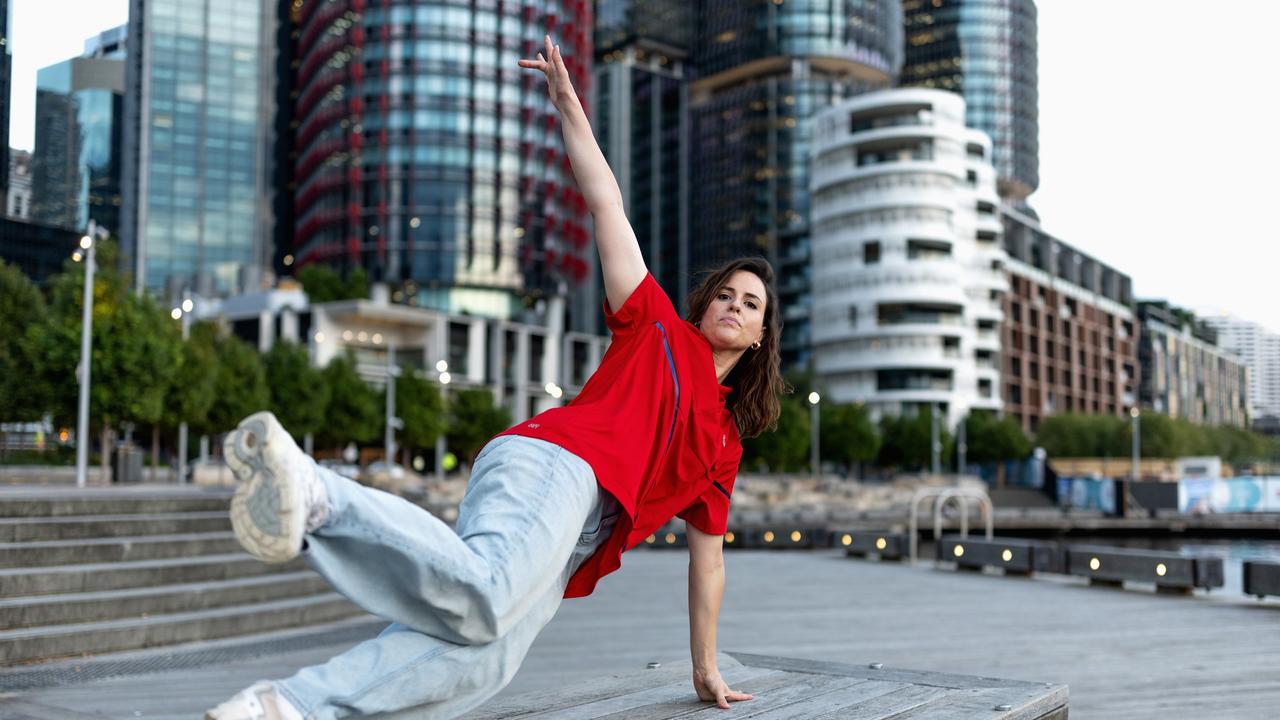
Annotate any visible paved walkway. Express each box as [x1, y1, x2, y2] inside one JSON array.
[[2, 550, 1277, 719]]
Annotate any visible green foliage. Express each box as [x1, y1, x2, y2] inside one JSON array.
[[819, 402, 880, 469], [1034, 413, 1128, 457], [741, 394, 810, 472], [962, 411, 1031, 464], [263, 340, 330, 438], [445, 388, 512, 464], [200, 328, 270, 435], [0, 260, 50, 422], [29, 240, 181, 431], [163, 320, 218, 431], [318, 352, 381, 448], [396, 369, 445, 451], [877, 409, 952, 471], [296, 264, 370, 303]]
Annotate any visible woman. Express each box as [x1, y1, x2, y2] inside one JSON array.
[[207, 35, 785, 720]]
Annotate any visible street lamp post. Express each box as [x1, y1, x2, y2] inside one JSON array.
[[173, 293, 194, 484], [436, 360, 451, 482], [1130, 407, 1141, 481], [808, 391, 820, 480], [930, 403, 942, 475], [957, 415, 967, 474], [74, 220, 106, 488], [385, 342, 402, 467]]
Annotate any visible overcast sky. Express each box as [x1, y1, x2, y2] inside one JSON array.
[[7, 1, 1278, 332]]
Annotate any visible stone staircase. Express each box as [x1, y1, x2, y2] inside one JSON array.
[[0, 488, 360, 665]]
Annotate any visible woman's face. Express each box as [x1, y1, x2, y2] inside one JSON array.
[[697, 270, 767, 353]]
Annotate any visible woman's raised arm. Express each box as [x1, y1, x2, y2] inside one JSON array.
[[519, 35, 646, 313]]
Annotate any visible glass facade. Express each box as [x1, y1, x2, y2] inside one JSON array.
[[691, 0, 903, 370], [125, 0, 271, 297], [593, 0, 691, 333], [31, 57, 125, 233], [286, 0, 593, 322], [1, 0, 12, 201], [901, 0, 1039, 201]]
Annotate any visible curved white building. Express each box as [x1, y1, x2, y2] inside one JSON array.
[[809, 89, 1007, 428]]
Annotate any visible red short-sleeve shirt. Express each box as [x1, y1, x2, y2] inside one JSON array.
[[496, 272, 741, 598]]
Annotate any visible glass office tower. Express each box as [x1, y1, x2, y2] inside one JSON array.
[[122, 0, 275, 297], [691, 0, 903, 369], [1, 0, 12, 202], [901, 0, 1039, 203], [284, 0, 594, 322], [31, 56, 126, 232]]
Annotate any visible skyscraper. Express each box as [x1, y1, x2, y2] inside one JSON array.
[[1, 0, 13, 204], [282, 0, 594, 325], [31, 53, 126, 232], [900, 0, 1039, 204], [690, 0, 904, 369], [1202, 315, 1280, 428], [122, 0, 276, 297], [593, 0, 691, 329]]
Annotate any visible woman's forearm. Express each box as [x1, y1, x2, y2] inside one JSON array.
[[688, 560, 725, 672], [556, 97, 624, 213]]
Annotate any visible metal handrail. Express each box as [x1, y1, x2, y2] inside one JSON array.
[[909, 487, 994, 564]]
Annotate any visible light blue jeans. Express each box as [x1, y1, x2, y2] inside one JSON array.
[[276, 435, 621, 719]]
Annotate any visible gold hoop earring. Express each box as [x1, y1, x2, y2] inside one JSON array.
[[751, 340, 762, 350]]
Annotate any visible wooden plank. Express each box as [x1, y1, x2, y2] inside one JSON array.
[[683, 679, 913, 720], [727, 651, 1051, 691], [810, 684, 952, 720], [887, 685, 1069, 720], [588, 670, 850, 720]]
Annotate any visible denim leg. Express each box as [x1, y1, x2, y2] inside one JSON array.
[[276, 462, 622, 720], [299, 435, 602, 646]]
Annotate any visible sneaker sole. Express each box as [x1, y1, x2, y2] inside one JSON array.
[[225, 415, 304, 564]]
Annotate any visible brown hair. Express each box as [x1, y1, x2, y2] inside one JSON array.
[[683, 257, 790, 439]]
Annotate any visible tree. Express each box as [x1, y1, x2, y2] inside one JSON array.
[[877, 410, 952, 471], [0, 260, 50, 425], [741, 394, 809, 472], [263, 340, 329, 439], [962, 411, 1032, 464], [1035, 413, 1126, 458], [445, 387, 511, 468], [396, 369, 445, 458], [819, 402, 880, 475], [162, 320, 218, 434], [200, 328, 270, 437], [318, 352, 381, 450], [296, 264, 369, 303]]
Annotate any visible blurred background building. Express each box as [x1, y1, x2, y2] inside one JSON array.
[[901, 0, 1039, 209], [5, 148, 30, 219], [121, 0, 277, 298], [1202, 314, 1280, 433], [277, 0, 595, 329], [1, 0, 12, 204], [30, 45, 126, 232], [999, 206, 1136, 434], [810, 88, 1006, 428], [1137, 301, 1249, 428], [592, 0, 691, 323], [691, 0, 904, 369]]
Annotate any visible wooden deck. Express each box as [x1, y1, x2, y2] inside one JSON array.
[[465, 652, 1067, 719]]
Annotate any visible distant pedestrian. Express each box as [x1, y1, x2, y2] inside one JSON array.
[[206, 35, 784, 720]]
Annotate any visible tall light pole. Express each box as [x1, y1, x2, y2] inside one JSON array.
[[930, 403, 942, 475], [808, 391, 821, 480], [385, 342, 402, 466], [957, 415, 967, 474], [1130, 407, 1141, 481], [435, 360, 451, 481], [74, 220, 106, 488], [172, 293, 194, 484]]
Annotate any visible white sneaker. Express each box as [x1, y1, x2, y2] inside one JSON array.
[[205, 681, 304, 720], [224, 411, 329, 564]]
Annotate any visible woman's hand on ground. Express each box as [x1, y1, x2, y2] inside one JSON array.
[[692, 667, 754, 709], [517, 35, 577, 111]]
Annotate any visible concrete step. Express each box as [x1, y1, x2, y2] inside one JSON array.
[[0, 511, 230, 541], [0, 571, 330, 629], [0, 493, 231, 518], [0, 532, 242, 567], [0, 593, 362, 665], [0, 553, 306, 597]]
